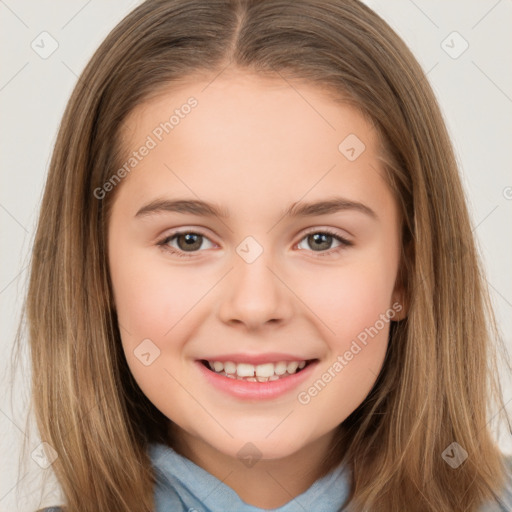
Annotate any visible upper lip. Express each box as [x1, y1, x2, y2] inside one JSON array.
[[198, 353, 317, 365]]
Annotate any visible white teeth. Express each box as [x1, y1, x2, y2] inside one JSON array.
[[255, 363, 274, 378], [274, 362, 288, 375], [224, 361, 236, 374], [287, 362, 299, 374], [236, 363, 255, 377], [206, 359, 310, 379], [213, 361, 224, 372]]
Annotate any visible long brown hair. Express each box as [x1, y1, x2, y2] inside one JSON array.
[[15, 0, 511, 510]]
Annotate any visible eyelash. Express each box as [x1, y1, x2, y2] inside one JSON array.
[[157, 228, 353, 259]]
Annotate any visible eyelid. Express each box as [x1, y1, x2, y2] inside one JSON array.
[[300, 226, 352, 242]]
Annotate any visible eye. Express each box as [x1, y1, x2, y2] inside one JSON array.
[[157, 231, 216, 258], [296, 229, 352, 257], [157, 228, 352, 259]]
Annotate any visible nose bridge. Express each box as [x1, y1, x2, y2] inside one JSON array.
[[217, 234, 292, 328]]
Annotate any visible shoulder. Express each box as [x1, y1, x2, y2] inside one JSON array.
[[479, 454, 512, 511]]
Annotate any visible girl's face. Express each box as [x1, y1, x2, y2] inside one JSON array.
[[108, 71, 405, 463]]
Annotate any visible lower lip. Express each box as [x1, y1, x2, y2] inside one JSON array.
[[195, 360, 318, 400]]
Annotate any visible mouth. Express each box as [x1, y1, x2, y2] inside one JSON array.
[[195, 357, 320, 400], [198, 358, 318, 382]]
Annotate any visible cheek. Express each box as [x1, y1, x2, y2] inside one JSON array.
[[109, 248, 202, 403], [292, 257, 395, 417], [296, 256, 396, 342], [110, 247, 209, 342], [295, 272, 392, 419]]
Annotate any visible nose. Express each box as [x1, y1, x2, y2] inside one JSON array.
[[217, 246, 294, 331]]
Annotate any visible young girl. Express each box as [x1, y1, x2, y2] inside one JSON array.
[[19, 0, 512, 510]]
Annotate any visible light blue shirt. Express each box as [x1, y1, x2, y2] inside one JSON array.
[[148, 442, 512, 512], [149, 442, 351, 511]]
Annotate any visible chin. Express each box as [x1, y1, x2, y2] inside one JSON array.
[[215, 432, 310, 463]]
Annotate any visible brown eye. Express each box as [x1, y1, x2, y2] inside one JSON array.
[[158, 231, 215, 257], [296, 229, 352, 256], [175, 233, 203, 251], [305, 233, 335, 251]]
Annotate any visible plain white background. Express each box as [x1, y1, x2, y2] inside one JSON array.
[[1, 1, 511, 510]]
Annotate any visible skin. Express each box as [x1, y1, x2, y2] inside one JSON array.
[[108, 70, 406, 509]]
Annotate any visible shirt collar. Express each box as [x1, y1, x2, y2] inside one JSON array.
[[148, 441, 351, 512]]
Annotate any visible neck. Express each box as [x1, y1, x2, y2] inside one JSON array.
[[167, 424, 339, 509]]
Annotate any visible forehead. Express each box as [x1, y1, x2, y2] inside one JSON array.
[[114, 71, 392, 221], [122, 71, 376, 138], [122, 70, 378, 150]]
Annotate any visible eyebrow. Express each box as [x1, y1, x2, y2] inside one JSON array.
[[135, 197, 377, 220]]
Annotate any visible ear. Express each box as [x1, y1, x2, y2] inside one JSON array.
[[391, 283, 408, 321]]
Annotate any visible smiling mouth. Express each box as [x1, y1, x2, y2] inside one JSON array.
[[199, 359, 318, 382]]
